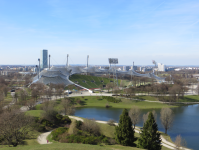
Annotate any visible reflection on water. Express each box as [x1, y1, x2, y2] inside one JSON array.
[[75, 104, 199, 150]]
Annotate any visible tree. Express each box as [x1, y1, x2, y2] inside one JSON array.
[[31, 89, 39, 101], [13, 92, 18, 103], [2, 85, 8, 97], [129, 106, 140, 129], [160, 107, 173, 134], [0, 110, 34, 147], [174, 135, 186, 150], [195, 83, 199, 97], [26, 99, 35, 110], [81, 119, 101, 136], [138, 112, 161, 150], [0, 92, 4, 104], [61, 98, 75, 115], [115, 109, 135, 146], [113, 86, 120, 97], [143, 110, 157, 124]]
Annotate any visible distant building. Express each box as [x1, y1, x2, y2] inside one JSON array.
[[158, 63, 165, 72], [41, 49, 48, 69], [166, 67, 175, 71], [130, 66, 137, 71], [145, 68, 152, 72], [123, 66, 126, 71], [126, 66, 131, 71]]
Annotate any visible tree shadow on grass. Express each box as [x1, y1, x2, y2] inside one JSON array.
[[79, 101, 86, 106]]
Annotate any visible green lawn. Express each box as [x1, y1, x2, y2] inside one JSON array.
[[71, 96, 177, 109], [133, 95, 159, 101], [69, 74, 128, 89], [179, 95, 199, 102], [25, 110, 44, 118], [0, 143, 145, 150]]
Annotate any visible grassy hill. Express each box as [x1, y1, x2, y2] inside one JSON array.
[[69, 74, 134, 89], [0, 143, 145, 150], [69, 74, 118, 89]]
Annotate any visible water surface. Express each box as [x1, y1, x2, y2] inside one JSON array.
[[75, 104, 199, 150]]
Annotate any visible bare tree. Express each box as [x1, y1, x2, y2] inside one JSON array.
[[41, 101, 57, 122], [129, 106, 140, 128], [113, 86, 120, 97], [195, 83, 199, 97], [174, 135, 186, 150], [26, 99, 35, 110], [0, 110, 34, 147], [0, 92, 4, 103], [2, 85, 9, 97], [81, 119, 101, 136], [160, 108, 173, 134], [13, 92, 18, 103], [61, 98, 75, 115], [57, 89, 63, 99], [31, 89, 39, 101], [45, 89, 52, 100], [143, 110, 157, 124]]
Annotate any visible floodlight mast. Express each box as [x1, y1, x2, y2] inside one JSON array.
[[36, 65, 39, 79], [87, 55, 89, 75], [108, 58, 119, 86], [38, 58, 40, 77]]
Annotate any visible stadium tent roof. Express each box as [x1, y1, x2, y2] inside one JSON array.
[[32, 66, 165, 86]]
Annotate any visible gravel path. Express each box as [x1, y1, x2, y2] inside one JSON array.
[[37, 131, 52, 144]]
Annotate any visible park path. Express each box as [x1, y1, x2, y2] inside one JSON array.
[[37, 131, 52, 144], [37, 116, 191, 150]]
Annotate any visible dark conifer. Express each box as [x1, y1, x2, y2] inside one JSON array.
[[115, 109, 135, 146], [138, 112, 161, 150]]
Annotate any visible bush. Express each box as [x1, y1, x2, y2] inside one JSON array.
[[102, 96, 121, 103], [36, 124, 46, 132], [76, 120, 83, 129], [51, 127, 68, 141], [81, 119, 101, 136], [40, 119, 54, 127], [64, 134, 109, 145], [107, 119, 116, 126]]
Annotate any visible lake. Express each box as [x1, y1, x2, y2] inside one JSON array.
[[75, 104, 199, 150]]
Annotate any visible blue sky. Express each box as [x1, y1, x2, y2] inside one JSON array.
[[0, 0, 199, 66]]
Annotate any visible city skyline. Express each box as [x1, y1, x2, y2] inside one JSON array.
[[0, 0, 199, 65]]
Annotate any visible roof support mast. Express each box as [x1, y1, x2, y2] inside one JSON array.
[[66, 54, 69, 67]]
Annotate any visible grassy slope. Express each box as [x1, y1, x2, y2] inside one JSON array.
[[179, 95, 199, 102], [73, 96, 176, 109], [69, 74, 126, 89], [133, 95, 159, 101], [25, 110, 44, 118], [0, 143, 145, 150]]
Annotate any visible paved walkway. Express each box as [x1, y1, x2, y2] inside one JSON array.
[[37, 116, 191, 150], [37, 131, 52, 144]]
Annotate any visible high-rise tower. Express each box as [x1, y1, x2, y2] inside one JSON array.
[[41, 49, 48, 69]]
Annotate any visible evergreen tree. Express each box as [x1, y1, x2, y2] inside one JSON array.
[[115, 109, 135, 146], [138, 112, 162, 150]]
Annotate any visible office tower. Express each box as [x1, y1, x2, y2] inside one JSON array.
[[41, 49, 48, 69]]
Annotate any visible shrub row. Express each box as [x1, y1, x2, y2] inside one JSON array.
[[64, 133, 109, 145], [51, 127, 68, 141], [102, 96, 121, 103], [34, 115, 71, 132]]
